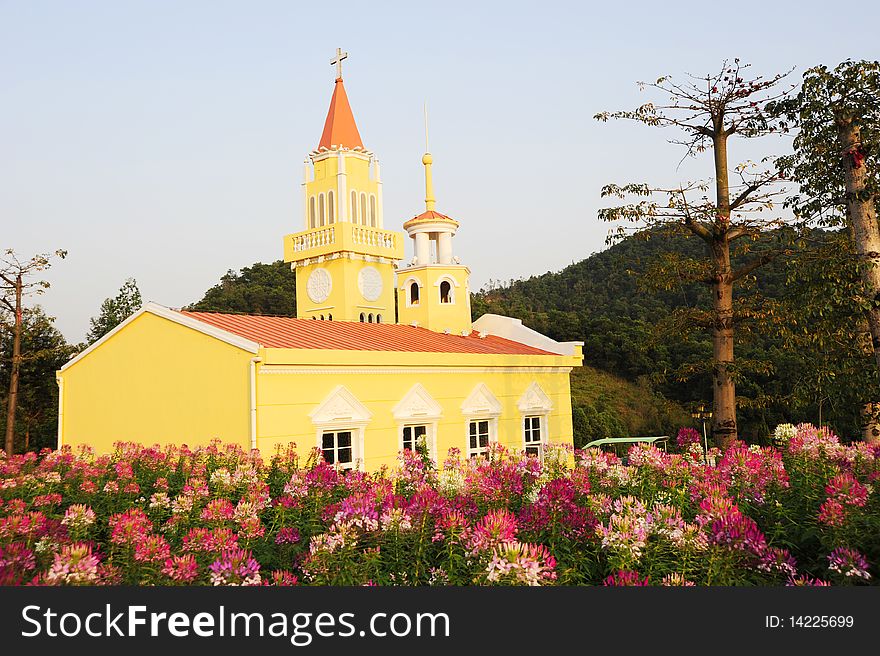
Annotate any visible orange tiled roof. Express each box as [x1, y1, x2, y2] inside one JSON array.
[[179, 310, 555, 355], [403, 210, 459, 231], [318, 78, 364, 150]]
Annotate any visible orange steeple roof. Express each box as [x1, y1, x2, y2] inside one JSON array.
[[318, 78, 364, 150]]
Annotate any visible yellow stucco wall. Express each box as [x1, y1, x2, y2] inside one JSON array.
[[397, 264, 472, 334], [295, 256, 397, 323], [58, 312, 253, 451], [255, 361, 574, 471]]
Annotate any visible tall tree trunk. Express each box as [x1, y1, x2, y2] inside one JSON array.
[[709, 133, 738, 447], [4, 274, 22, 457], [838, 116, 880, 445], [711, 239, 738, 447]]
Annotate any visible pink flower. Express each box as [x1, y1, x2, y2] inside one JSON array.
[[108, 508, 153, 546], [45, 543, 102, 586], [200, 498, 236, 522], [264, 570, 299, 586], [603, 570, 650, 586], [470, 509, 518, 553], [274, 527, 301, 545], [134, 535, 171, 563], [162, 555, 200, 583]]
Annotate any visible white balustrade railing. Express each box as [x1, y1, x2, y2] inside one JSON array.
[[291, 226, 336, 252], [350, 225, 397, 250]]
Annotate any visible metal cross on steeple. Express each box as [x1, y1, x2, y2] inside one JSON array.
[[331, 48, 348, 79]]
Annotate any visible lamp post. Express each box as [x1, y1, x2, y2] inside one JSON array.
[[691, 403, 713, 465]]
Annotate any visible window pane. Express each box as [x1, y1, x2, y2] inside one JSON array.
[[338, 447, 352, 464], [323, 449, 335, 465], [526, 446, 540, 456], [337, 432, 352, 448], [470, 434, 477, 449], [322, 433, 335, 449], [479, 434, 489, 448], [414, 425, 427, 440], [403, 426, 412, 450]]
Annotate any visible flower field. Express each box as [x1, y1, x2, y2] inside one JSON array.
[[1, 424, 878, 586]]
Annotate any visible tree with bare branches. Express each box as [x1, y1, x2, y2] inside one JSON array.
[[0, 249, 66, 456], [595, 60, 796, 447]]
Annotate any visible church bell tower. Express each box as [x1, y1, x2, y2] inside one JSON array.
[[396, 123, 472, 335], [283, 49, 403, 323]]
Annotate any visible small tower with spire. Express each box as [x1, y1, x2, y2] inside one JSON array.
[[283, 49, 403, 323], [397, 113, 472, 335]]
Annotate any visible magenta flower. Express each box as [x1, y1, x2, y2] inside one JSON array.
[[209, 547, 261, 586], [827, 548, 872, 581]]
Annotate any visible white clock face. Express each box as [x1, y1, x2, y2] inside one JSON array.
[[358, 266, 383, 302], [307, 268, 332, 303]]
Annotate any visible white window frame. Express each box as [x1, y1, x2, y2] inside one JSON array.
[[466, 418, 497, 459], [522, 415, 547, 459], [401, 277, 422, 307], [434, 275, 459, 305], [392, 383, 442, 464], [309, 385, 372, 471], [517, 382, 553, 458], [461, 383, 502, 460], [320, 429, 357, 470]]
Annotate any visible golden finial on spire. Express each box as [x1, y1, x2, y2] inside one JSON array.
[[423, 102, 435, 212]]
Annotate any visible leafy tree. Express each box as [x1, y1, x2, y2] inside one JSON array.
[[595, 61, 796, 446], [0, 249, 66, 456], [0, 307, 75, 452], [188, 261, 297, 315], [773, 60, 880, 442], [85, 278, 142, 345]]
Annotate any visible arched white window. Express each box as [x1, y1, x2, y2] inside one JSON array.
[[360, 193, 367, 226], [440, 280, 453, 304], [309, 196, 317, 229], [328, 190, 335, 224], [360, 312, 365, 322], [410, 281, 420, 305], [351, 190, 358, 224], [368, 313, 374, 323], [376, 314, 382, 323], [327, 314, 332, 321], [369, 194, 377, 227], [318, 193, 326, 227]]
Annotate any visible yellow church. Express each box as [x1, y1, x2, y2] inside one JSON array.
[[56, 51, 583, 471]]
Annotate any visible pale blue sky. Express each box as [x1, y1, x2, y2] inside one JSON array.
[[2, 0, 877, 342]]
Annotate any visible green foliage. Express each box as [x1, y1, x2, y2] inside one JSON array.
[[85, 278, 142, 345], [187, 261, 296, 316], [0, 307, 76, 451], [773, 60, 880, 227]]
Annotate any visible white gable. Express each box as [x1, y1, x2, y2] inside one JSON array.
[[392, 383, 443, 421], [461, 383, 502, 417], [309, 385, 373, 426], [517, 382, 553, 413]]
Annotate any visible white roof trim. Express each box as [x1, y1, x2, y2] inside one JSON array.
[[471, 313, 584, 357], [59, 302, 259, 372]]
